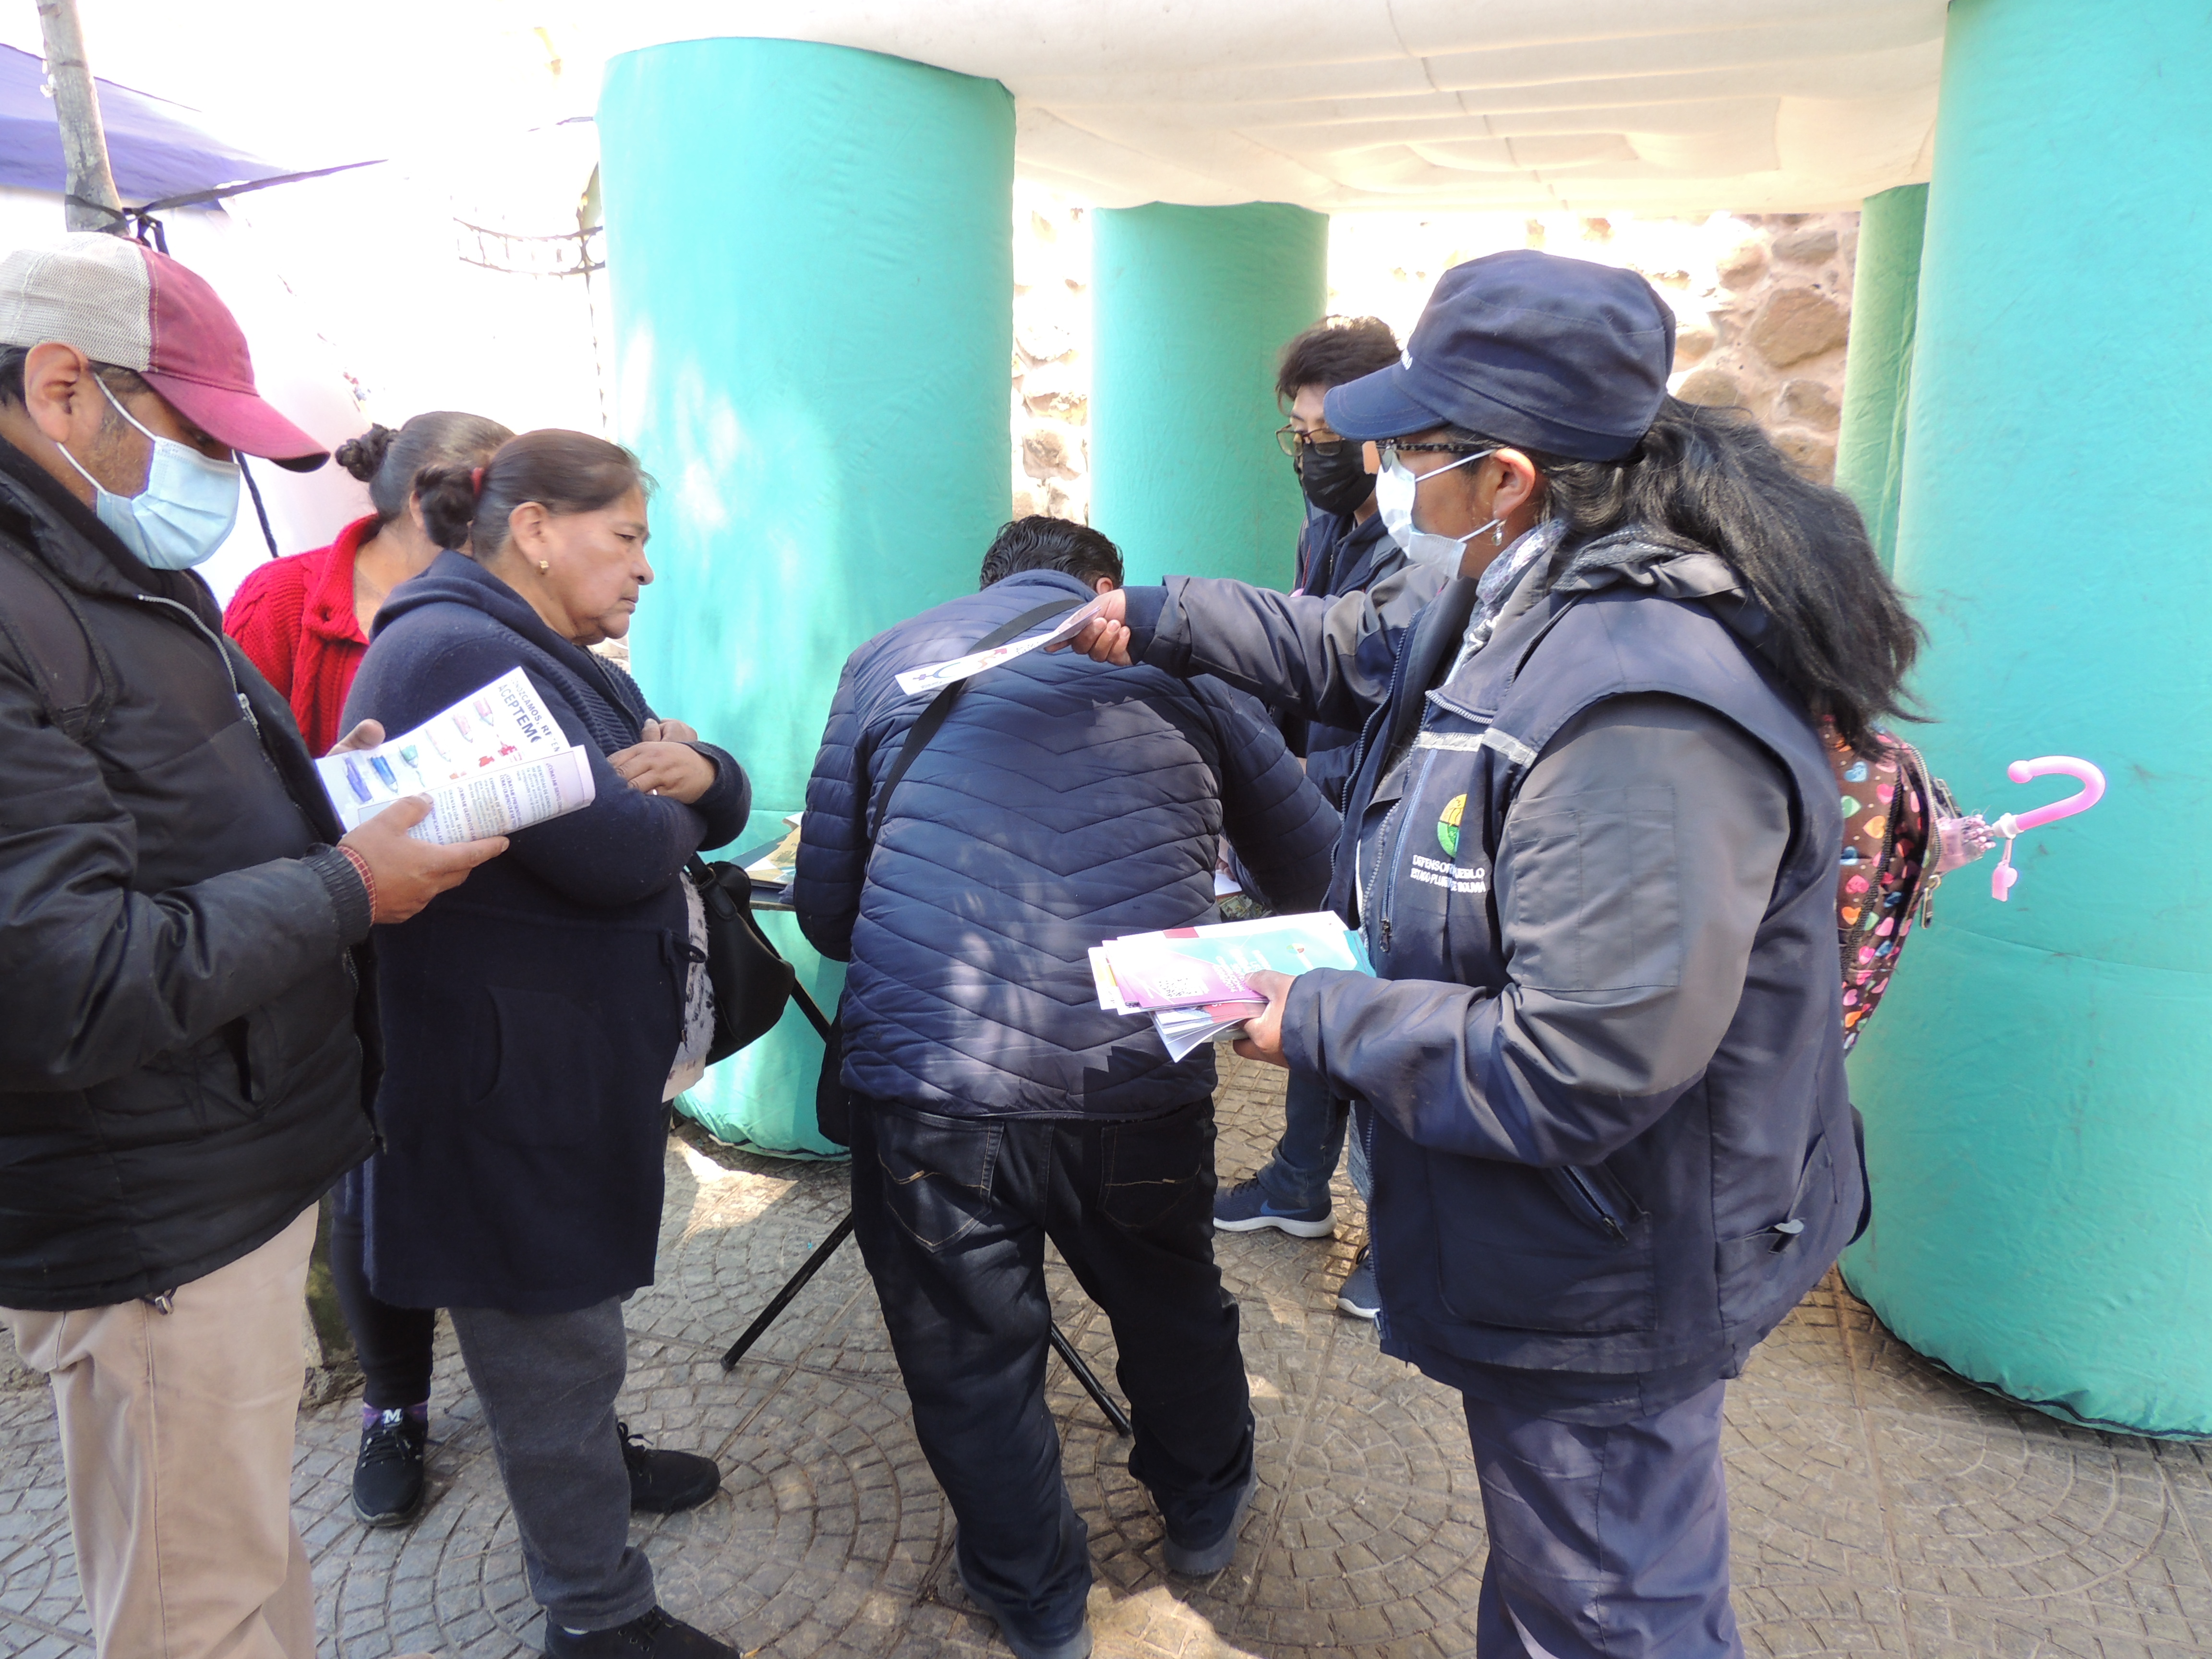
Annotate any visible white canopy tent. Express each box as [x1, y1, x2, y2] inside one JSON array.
[[600, 0, 1944, 213]]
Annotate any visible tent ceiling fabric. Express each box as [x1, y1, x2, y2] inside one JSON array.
[[609, 1, 1944, 213]]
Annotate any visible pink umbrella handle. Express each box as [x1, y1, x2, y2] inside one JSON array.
[[1998, 756, 2106, 835]]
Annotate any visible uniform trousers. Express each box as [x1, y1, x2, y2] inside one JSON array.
[[1463, 1378, 1743, 1658], [2, 1206, 320, 1659]]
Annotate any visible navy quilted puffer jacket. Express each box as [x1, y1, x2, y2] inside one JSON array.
[[796, 569, 1338, 1119]]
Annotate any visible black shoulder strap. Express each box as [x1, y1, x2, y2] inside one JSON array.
[[0, 536, 114, 743], [867, 595, 1082, 842]]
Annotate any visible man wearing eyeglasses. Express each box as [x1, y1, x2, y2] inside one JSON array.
[[1217, 317, 1448, 1309]]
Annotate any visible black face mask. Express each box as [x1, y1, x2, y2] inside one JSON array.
[[1295, 441, 1374, 518]]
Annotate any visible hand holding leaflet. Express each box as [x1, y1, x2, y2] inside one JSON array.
[[1091, 913, 1372, 1060], [894, 595, 1112, 696], [316, 668, 596, 846]]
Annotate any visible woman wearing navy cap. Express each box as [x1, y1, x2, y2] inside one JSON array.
[[1063, 249, 1920, 1658]]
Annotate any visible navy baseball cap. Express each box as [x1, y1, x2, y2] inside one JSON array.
[[1323, 250, 1676, 461]]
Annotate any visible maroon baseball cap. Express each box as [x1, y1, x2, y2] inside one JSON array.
[[0, 233, 328, 471]]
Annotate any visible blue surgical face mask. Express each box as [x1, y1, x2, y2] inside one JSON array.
[[57, 379, 240, 570], [1375, 445, 1499, 573]]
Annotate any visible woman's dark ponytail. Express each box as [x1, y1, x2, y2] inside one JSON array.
[[421, 430, 654, 560], [415, 463, 482, 553], [338, 411, 514, 532], [333, 423, 395, 484]]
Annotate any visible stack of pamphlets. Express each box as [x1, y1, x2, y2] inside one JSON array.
[[1089, 912, 1374, 1060], [315, 667, 595, 846]]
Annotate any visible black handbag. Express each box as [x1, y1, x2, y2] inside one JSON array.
[[811, 595, 1086, 1145], [687, 854, 797, 1065]]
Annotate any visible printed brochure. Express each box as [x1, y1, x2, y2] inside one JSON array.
[[315, 667, 595, 845], [1090, 913, 1373, 1061], [893, 595, 1111, 697]]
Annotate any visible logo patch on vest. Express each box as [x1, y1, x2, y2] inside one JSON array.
[[1437, 793, 1466, 857]]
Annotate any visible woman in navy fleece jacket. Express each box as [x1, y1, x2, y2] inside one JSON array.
[[340, 431, 749, 1659]]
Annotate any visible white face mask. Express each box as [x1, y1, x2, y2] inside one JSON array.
[[57, 379, 240, 571], [1375, 445, 1500, 573]]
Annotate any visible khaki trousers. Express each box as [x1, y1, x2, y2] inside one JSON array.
[[3, 1206, 318, 1659]]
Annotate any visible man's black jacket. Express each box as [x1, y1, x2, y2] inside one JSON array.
[[0, 437, 376, 1311]]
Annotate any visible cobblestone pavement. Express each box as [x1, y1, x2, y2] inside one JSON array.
[[9, 1057, 2212, 1658]]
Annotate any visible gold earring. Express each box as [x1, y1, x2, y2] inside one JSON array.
[[537, 559, 550, 574]]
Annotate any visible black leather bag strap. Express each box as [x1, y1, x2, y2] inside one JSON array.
[[865, 595, 1082, 842]]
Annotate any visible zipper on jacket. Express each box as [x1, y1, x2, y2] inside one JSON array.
[[135, 594, 259, 734], [1370, 748, 1439, 955], [1561, 1165, 1628, 1243]]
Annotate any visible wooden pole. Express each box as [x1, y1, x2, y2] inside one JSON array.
[[35, 0, 123, 234]]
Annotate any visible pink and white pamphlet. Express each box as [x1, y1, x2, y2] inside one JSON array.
[[315, 667, 595, 846]]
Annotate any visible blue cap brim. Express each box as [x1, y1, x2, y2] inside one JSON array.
[[1322, 362, 1452, 442]]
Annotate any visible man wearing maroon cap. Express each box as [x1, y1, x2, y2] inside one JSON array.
[[0, 233, 505, 1659]]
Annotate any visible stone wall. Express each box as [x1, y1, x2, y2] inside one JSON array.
[[1008, 187, 1863, 524]]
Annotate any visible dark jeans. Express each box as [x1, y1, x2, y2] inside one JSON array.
[[448, 1298, 657, 1634], [1465, 1379, 1742, 1658], [1255, 1069, 1357, 1213], [851, 1097, 1254, 1642], [330, 1168, 437, 1409]]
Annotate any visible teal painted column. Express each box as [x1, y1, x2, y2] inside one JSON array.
[[1832, 183, 1927, 572], [599, 39, 1014, 1155], [1842, 0, 2212, 1436], [1092, 204, 1329, 587]]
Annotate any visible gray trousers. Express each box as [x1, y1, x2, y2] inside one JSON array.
[[448, 1299, 655, 1633]]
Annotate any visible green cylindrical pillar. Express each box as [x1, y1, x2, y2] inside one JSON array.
[[599, 39, 1014, 1155], [1092, 204, 1329, 587], [1832, 183, 1927, 572], [1842, 0, 2212, 1436]]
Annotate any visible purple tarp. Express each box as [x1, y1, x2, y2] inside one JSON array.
[[0, 42, 280, 204]]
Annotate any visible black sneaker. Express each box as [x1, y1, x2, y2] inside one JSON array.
[[542, 1607, 736, 1659], [352, 1407, 427, 1527], [619, 1420, 721, 1514]]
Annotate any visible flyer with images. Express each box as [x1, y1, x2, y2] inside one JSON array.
[[315, 667, 596, 845]]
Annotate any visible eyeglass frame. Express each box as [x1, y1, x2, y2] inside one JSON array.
[[1377, 439, 1495, 465], [1274, 423, 1356, 459]]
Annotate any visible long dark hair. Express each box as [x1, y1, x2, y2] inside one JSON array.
[[1467, 398, 1923, 753], [417, 430, 653, 561], [335, 411, 513, 532]]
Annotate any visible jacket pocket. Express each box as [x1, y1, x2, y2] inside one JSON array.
[[468, 986, 617, 1149], [874, 1117, 1002, 1251], [241, 958, 358, 1108], [1425, 1152, 1657, 1335], [1715, 1133, 1833, 1321]]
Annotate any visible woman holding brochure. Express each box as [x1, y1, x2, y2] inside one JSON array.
[[224, 409, 511, 1531], [1061, 252, 1920, 1659], [341, 429, 751, 1659]]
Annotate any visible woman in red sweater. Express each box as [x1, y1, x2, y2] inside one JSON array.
[[227, 410, 513, 754], [224, 409, 510, 1528]]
